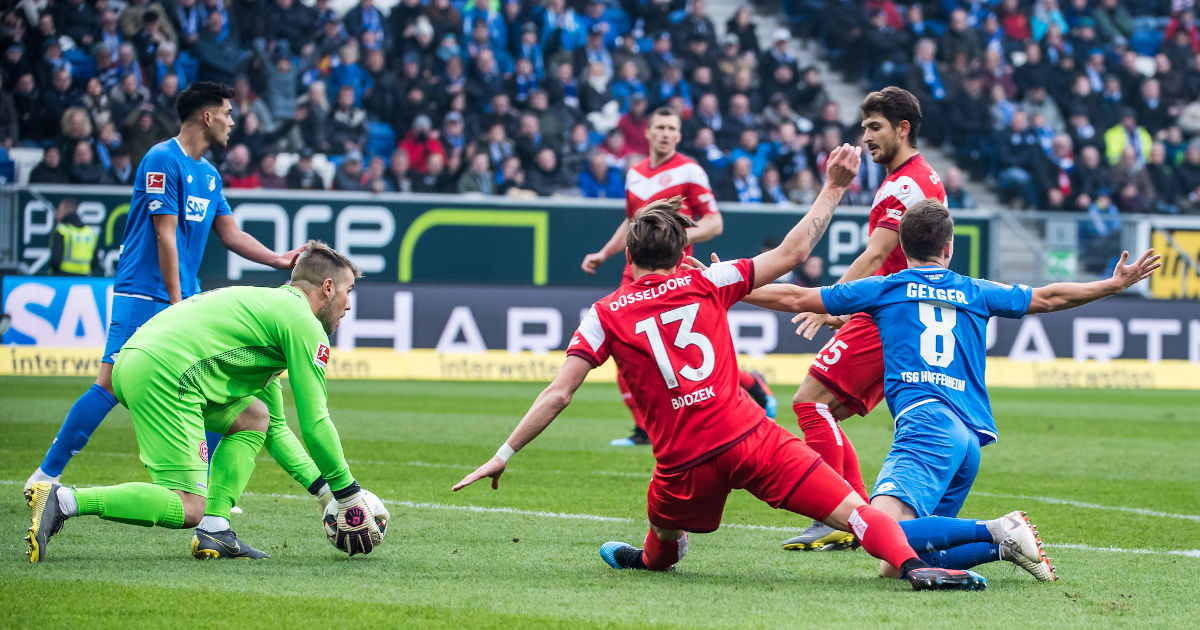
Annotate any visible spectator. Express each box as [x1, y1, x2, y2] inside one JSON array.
[[526, 147, 571, 196], [92, 44, 120, 91], [267, 0, 317, 53], [222, 144, 261, 189], [386, 149, 413, 193], [772, 121, 811, 184], [794, 66, 830, 122], [580, 61, 613, 114], [515, 113, 551, 166], [728, 156, 761, 203], [576, 25, 615, 79], [676, 0, 718, 48], [616, 94, 650, 156], [598, 127, 633, 170], [759, 28, 797, 80], [9, 73, 40, 144], [260, 46, 303, 125], [989, 84, 1018, 133], [412, 152, 453, 193], [154, 73, 181, 128], [495, 154, 530, 196], [333, 148, 367, 190], [649, 61, 691, 111], [578, 152, 622, 199], [107, 147, 135, 186], [296, 81, 331, 153], [1014, 42, 1053, 101], [546, 60, 582, 112], [68, 141, 107, 184], [1146, 142, 1182, 214], [109, 73, 151, 126], [1038, 133, 1077, 208], [787, 168, 818, 206], [257, 153, 287, 189], [286, 148, 326, 190], [80, 78, 113, 135], [132, 10, 170, 70], [510, 56, 541, 108], [1022, 85, 1065, 133], [560, 122, 594, 183], [1092, 0, 1134, 45], [904, 38, 947, 146], [399, 114, 446, 174], [328, 85, 369, 154], [949, 75, 994, 180], [344, 0, 390, 50], [1103, 108, 1152, 166], [730, 128, 771, 178], [1073, 145, 1109, 207], [725, 6, 761, 54], [231, 111, 290, 162], [692, 126, 730, 182], [1134, 79, 1172, 136], [944, 166, 978, 209], [121, 106, 171, 166], [793, 254, 824, 288], [686, 92, 725, 148], [760, 165, 786, 203], [97, 10, 124, 60], [29, 146, 69, 183], [997, 110, 1043, 209], [939, 9, 980, 64], [440, 112, 468, 172], [362, 155, 389, 193], [42, 69, 79, 133], [195, 10, 247, 84], [457, 152, 495, 195]]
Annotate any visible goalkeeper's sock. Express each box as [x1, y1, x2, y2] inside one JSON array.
[[849, 505, 921, 571], [198, 515, 230, 532], [796, 403, 844, 476], [919, 543, 1001, 569], [900, 517, 993, 551], [205, 429, 265, 519], [40, 384, 118, 477], [74, 483, 186, 528], [642, 530, 688, 571]]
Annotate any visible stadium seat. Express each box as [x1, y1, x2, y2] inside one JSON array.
[[9, 147, 45, 185], [368, 122, 397, 159]]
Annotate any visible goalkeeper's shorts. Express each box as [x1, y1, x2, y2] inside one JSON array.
[[112, 348, 256, 496]]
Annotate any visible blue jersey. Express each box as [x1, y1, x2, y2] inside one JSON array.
[[114, 137, 230, 302], [821, 266, 1032, 445]]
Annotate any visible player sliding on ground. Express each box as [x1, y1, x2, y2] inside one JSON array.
[[720, 199, 1161, 580], [27, 242, 384, 562], [455, 145, 986, 591]]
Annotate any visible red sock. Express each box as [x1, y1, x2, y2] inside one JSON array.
[[617, 367, 646, 431], [795, 402, 844, 476], [737, 370, 755, 389], [642, 530, 688, 571], [840, 437, 869, 500], [848, 505, 918, 572]]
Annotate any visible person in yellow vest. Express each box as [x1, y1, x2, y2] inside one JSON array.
[[48, 199, 100, 276]]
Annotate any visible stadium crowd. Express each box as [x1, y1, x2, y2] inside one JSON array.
[[2, 0, 1199, 214]]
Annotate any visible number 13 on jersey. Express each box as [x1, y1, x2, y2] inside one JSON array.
[[634, 303, 716, 389]]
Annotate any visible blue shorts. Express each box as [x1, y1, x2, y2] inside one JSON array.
[[102, 294, 171, 364], [871, 400, 981, 518]]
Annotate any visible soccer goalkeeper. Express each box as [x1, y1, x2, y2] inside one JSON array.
[[26, 241, 383, 561]]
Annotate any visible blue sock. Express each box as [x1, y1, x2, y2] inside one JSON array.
[[40, 384, 119, 477], [919, 543, 1001, 569], [900, 517, 993, 553], [205, 431, 223, 474]]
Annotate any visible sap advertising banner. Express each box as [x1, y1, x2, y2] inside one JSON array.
[[3, 278, 1196, 387]]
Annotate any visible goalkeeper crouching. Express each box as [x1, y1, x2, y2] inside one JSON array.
[[26, 241, 384, 561]]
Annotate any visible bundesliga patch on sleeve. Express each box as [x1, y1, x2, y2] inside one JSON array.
[[314, 343, 330, 370], [146, 172, 165, 193]]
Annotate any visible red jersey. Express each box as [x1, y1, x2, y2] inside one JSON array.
[[868, 154, 945, 275], [621, 153, 719, 284], [568, 259, 765, 472]]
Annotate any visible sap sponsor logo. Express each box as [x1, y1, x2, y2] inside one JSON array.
[[185, 195, 210, 222], [146, 171, 165, 193], [148, 200, 163, 211], [314, 343, 330, 369], [670, 385, 716, 410], [906, 283, 967, 304], [608, 276, 693, 311], [0, 278, 113, 347]]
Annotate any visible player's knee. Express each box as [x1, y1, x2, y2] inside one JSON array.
[[95, 364, 115, 395], [792, 377, 838, 408], [649, 524, 685, 541], [176, 490, 205, 528], [229, 400, 269, 434]]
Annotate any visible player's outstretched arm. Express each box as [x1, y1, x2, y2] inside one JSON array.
[[213, 214, 308, 270], [792, 226, 901, 338], [749, 144, 860, 288], [684, 254, 828, 314], [581, 219, 630, 274], [686, 212, 724, 244], [1028, 249, 1162, 313], [453, 355, 593, 491]]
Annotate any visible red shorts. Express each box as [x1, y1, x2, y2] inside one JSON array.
[[807, 314, 885, 417], [645, 420, 852, 533]]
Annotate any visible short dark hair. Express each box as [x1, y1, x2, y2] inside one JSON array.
[[291, 240, 363, 287], [860, 86, 922, 148], [627, 196, 694, 270], [649, 107, 680, 126], [899, 199, 953, 262], [177, 81, 234, 123]]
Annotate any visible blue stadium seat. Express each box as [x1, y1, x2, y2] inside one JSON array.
[[368, 122, 397, 159]]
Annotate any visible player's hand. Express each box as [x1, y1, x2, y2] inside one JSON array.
[[1110, 249, 1162, 290], [682, 252, 722, 271], [334, 490, 382, 556], [791, 312, 846, 340], [452, 457, 507, 491], [825, 143, 862, 189], [274, 244, 308, 270], [581, 252, 606, 275]]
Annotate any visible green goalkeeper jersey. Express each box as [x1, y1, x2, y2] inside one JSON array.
[[122, 284, 353, 492]]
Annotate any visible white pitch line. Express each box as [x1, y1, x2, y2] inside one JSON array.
[[973, 491, 1200, 523], [6, 480, 1197, 560]]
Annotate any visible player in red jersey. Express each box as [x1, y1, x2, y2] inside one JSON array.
[[454, 146, 987, 591], [581, 108, 775, 447], [769, 88, 949, 551]]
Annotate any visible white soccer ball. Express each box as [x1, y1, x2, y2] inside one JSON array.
[[322, 489, 389, 549]]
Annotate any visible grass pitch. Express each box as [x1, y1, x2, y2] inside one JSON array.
[[0, 377, 1197, 629]]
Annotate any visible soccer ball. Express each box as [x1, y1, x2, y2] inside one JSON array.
[[322, 489, 388, 549]]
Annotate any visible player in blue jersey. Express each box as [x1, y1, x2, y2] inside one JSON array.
[[24, 82, 305, 496], [699, 199, 1160, 581]]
